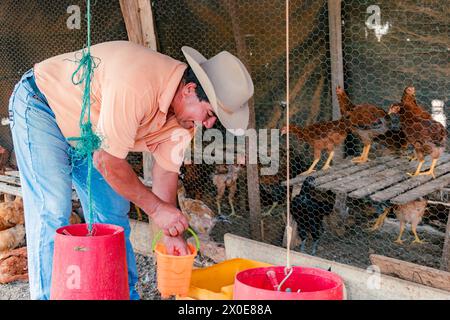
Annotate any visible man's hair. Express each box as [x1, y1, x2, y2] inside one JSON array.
[[182, 67, 210, 103]]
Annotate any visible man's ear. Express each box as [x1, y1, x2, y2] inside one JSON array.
[[183, 82, 197, 97]]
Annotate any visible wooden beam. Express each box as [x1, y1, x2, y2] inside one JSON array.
[[328, 0, 344, 120], [119, 0, 144, 45], [327, 0, 344, 165], [224, 0, 262, 241], [370, 254, 450, 292], [138, 0, 159, 50]]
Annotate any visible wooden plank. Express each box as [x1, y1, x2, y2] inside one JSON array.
[[349, 154, 450, 199], [282, 158, 356, 186], [441, 211, 450, 271], [4, 171, 20, 178], [391, 173, 450, 204], [315, 156, 392, 187], [0, 182, 79, 201], [371, 159, 450, 203], [370, 254, 450, 292], [0, 183, 22, 197], [346, 168, 403, 198], [329, 154, 450, 195], [0, 175, 20, 185], [319, 157, 409, 192]]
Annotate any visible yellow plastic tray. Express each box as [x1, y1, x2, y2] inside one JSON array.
[[178, 258, 272, 300]]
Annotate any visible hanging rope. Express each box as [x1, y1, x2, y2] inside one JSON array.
[[66, 0, 100, 234], [280, 0, 293, 286]]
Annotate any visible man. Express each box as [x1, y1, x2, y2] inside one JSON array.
[[8, 41, 254, 300]]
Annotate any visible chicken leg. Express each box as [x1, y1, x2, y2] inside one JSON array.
[[262, 202, 278, 217], [321, 151, 334, 171], [411, 223, 424, 244], [228, 182, 241, 218], [369, 208, 390, 231], [352, 144, 371, 163], [407, 160, 424, 177], [394, 221, 405, 244], [216, 200, 222, 216], [300, 158, 320, 176], [418, 158, 438, 179]]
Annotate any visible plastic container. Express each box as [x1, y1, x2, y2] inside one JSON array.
[[183, 258, 272, 300], [234, 266, 344, 300], [50, 223, 129, 300], [152, 228, 199, 298]]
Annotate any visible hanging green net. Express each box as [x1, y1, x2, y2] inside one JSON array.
[[66, 0, 100, 234]]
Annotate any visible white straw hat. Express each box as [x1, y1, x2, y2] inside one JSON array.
[[182, 46, 254, 134]]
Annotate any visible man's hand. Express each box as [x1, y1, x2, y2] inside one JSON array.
[[163, 235, 190, 256], [150, 201, 189, 237]]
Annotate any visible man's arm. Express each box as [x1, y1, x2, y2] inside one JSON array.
[[151, 160, 190, 256], [151, 160, 178, 206], [93, 149, 188, 237]]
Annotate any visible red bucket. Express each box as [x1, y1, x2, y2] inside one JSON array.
[[233, 266, 344, 300], [50, 223, 129, 300]]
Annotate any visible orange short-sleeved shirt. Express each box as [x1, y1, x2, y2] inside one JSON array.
[[34, 41, 193, 173]]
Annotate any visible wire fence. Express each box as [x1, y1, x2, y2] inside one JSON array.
[[0, 0, 448, 271]]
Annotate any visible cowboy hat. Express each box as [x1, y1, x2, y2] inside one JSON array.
[[181, 46, 254, 134]]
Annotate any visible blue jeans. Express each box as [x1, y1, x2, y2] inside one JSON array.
[[8, 69, 139, 300]]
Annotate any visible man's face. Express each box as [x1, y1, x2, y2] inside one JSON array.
[[173, 82, 217, 130]]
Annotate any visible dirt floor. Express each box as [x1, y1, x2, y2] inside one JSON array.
[[0, 253, 162, 300]]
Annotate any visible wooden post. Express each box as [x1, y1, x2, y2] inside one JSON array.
[[328, 0, 345, 164], [441, 211, 450, 271], [328, 0, 344, 121], [119, 0, 160, 250], [327, 0, 348, 218], [119, 0, 157, 184], [224, 0, 262, 241]]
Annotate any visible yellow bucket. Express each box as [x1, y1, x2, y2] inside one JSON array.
[[179, 258, 272, 300]]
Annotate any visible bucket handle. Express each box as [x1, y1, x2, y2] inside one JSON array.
[[152, 227, 200, 252]]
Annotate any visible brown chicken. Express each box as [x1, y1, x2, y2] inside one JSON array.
[[177, 181, 229, 264], [389, 99, 446, 178], [0, 146, 9, 175], [69, 211, 82, 225], [0, 246, 28, 284], [212, 163, 243, 217], [336, 86, 390, 163], [372, 86, 431, 157], [281, 119, 349, 175], [0, 224, 25, 252], [400, 86, 432, 120], [0, 197, 24, 231], [371, 199, 428, 244], [177, 181, 223, 237]]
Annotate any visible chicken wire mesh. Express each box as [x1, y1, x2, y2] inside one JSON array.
[[153, 0, 449, 270], [0, 0, 448, 272]]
